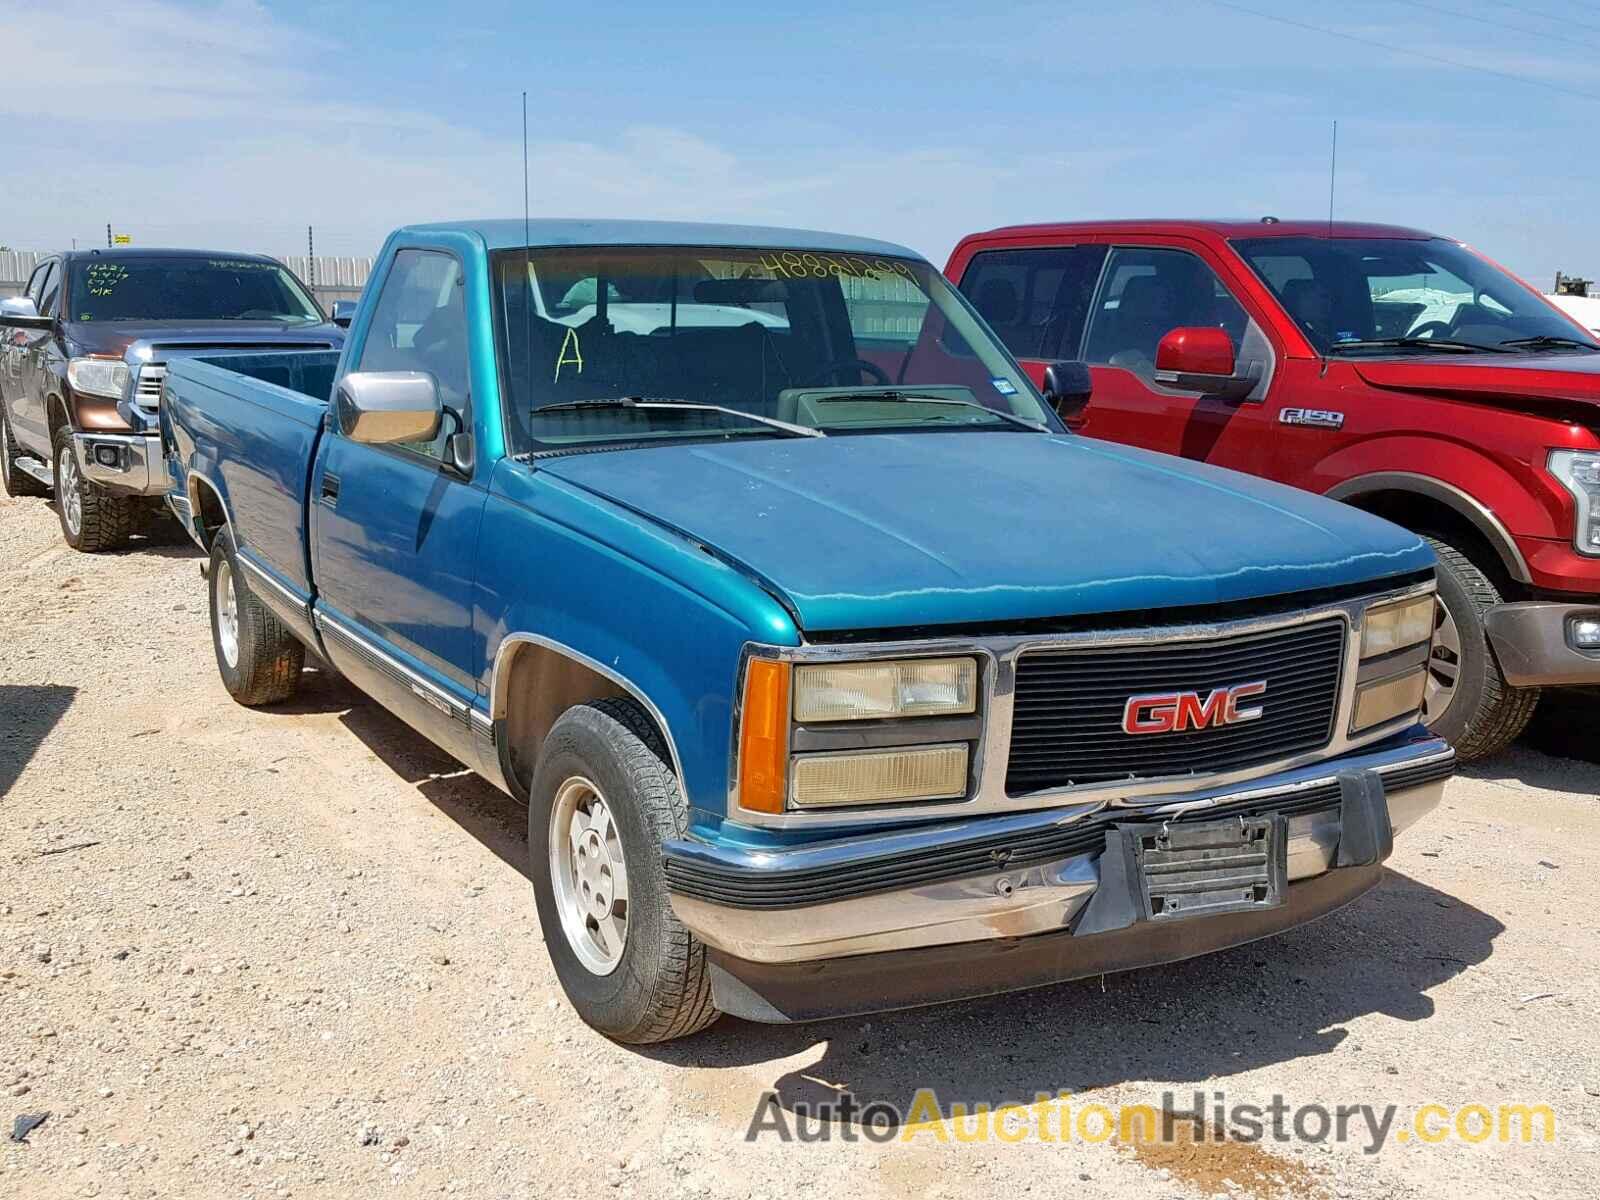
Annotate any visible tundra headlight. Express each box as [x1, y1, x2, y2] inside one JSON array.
[[66, 357, 131, 400], [793, 657, 977, 723], [1360, 595, 1436, 658], [1549, 449, 1600, 557]]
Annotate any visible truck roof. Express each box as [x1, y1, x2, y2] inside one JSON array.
[[50, 247, 286, 263], [396, 218, 922, 260], [964, 219, 1440, 242]]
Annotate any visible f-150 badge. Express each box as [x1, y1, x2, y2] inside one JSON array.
[[1279, 408, 1345, 429]]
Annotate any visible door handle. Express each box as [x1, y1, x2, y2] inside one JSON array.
[[320, 473, 340, 504]]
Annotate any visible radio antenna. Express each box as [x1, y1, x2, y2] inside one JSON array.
[[1327, 119, 1338, 239], [521, 91, 532, 398]]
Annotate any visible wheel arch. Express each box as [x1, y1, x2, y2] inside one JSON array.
[[1327, 472, 1531, 587], [186, 471, 232, 551], [490, 634, 682, 802]]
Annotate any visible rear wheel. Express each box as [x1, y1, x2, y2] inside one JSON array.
[[52, 427, 133, 552], [1, 409, 49, 498], [529, 699, 718, 1044], [208, 529, 305, 706], [1421, 535, 1539, 760]]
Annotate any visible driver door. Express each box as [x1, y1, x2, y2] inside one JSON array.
[[1074, 243, 1279, 468]]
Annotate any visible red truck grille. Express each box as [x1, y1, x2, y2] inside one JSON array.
[[1006, 620, 1346, 794]]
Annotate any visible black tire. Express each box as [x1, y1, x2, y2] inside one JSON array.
[[1423, 535, 1540, 760], [1, 408, 49, 498], [208, 529, 305, 706], [52, 426, 133, 552], [529, 699, 718, 1044]]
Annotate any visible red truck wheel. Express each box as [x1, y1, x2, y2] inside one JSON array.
[[1423, 536, 1540, 760]]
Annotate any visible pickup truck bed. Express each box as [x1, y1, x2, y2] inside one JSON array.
[[165, 352, 339, 630]]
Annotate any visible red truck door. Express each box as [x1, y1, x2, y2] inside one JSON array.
[[956, 237, 1285, 475]]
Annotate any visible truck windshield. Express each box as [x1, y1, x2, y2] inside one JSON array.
[[1232, 236, 1599, 356], [491, 246, 1051, 449], [67, 257, 323, 324]]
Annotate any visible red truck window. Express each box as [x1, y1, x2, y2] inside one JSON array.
[[1082, 248, 1248, 373], [959, 245, 1108, 361]]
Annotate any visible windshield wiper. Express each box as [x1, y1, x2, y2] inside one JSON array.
[[530, 396, 823, 438], [1326, 337, 1514, 355], [1499, 335, 1600, 353], [812, 390, 1049, 432]]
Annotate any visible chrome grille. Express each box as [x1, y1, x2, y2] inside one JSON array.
[[135, 363, 166, 409], [1006, 620, 1346, 794]]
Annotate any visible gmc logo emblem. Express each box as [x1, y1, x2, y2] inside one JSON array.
[[1122, 681, 1268, 735]]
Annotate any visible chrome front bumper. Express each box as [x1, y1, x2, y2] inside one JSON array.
[[72, 431, 166, 497], [1486, 601, 1600, 686], [666, 734, 1452, 969]]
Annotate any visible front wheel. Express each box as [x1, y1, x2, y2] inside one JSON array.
[[52, 427, 133, 552], [1421, 535, 1539, 760], [529, 699, 718, 1044]]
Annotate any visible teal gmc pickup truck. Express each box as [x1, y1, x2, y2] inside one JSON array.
[[161, 219, 1455, 1043]]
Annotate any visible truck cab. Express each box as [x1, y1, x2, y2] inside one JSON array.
[[948, 220, 1600, 758]]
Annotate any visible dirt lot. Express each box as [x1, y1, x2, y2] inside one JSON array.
[[2, 490, 1598, 1200]]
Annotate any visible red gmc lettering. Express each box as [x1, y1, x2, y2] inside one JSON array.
[[1122, 681, 1268, 735]]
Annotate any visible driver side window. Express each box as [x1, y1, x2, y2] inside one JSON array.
[[357, 249, 468, 460], [1083, 248, 1248, 374]]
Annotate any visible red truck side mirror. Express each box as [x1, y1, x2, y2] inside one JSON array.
[[1154, 327, 1257, 401]]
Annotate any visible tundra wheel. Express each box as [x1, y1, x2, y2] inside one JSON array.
[[1, 410, 49, 498], [530, 699, 718, 1044], [52, 427, 133, 552], [208, 529, 305, 706], [1422, 535, 1539, 760]]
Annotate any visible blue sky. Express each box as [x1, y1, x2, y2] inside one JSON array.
[[2, 0, 1597, 284]]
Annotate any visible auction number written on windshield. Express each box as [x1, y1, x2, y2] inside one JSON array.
[[755, 252, 917, 282]]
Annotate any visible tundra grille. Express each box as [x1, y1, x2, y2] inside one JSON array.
[[135, 364, 165, 409], [1006, 620, 1346, 794]]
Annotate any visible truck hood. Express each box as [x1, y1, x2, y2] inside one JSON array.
[[1352, 351, 1600, 415], [540, 433, 1432, 633], [65, 319, 343, 359]]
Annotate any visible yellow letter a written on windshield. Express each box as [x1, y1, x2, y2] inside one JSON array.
[[554, 328, 584, 382]]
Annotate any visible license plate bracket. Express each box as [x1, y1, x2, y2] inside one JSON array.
[[1124, 813, 1288, 923]]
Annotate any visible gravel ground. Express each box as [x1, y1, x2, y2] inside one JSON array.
[[2, 490, 1598, 1199]]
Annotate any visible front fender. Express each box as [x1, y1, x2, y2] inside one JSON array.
[[1316, 436, 1546, 583], [476, 462, 800, 825]]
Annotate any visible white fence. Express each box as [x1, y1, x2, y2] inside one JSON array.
[[0, 249, 373, 309]]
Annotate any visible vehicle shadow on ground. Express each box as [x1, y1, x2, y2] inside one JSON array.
[[644, 867, 1501, 1110], [285, 673, 1505, 1104], [0, 683, 77, 798], [329, 684, 533, 877]]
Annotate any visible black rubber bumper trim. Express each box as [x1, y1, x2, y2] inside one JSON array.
[[664, 752, 1454, 911], [706, 862, 1386, 1023]]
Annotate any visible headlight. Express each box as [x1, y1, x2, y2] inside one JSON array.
[[1360, 595, 1435, 658], [66, 357, 131, 400], [793, 657, 977, 723], [1549, 449, 1600, 557], [737, 656, 981, 816], [1352, 668, 1427, 732], [790, 744, 969, 809]]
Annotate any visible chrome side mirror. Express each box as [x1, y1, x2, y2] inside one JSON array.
[[1, 295, 50, 329], [334, 371, 441, 445], [330, 300, 357, 329]]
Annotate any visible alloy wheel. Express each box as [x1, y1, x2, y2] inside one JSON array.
[[549, 776, 629, 976]]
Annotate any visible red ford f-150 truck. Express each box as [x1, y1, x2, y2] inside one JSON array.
[[947, 220, 1600, 759]]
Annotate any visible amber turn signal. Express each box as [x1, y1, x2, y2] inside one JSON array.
[[738, 659, 791, 814]]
